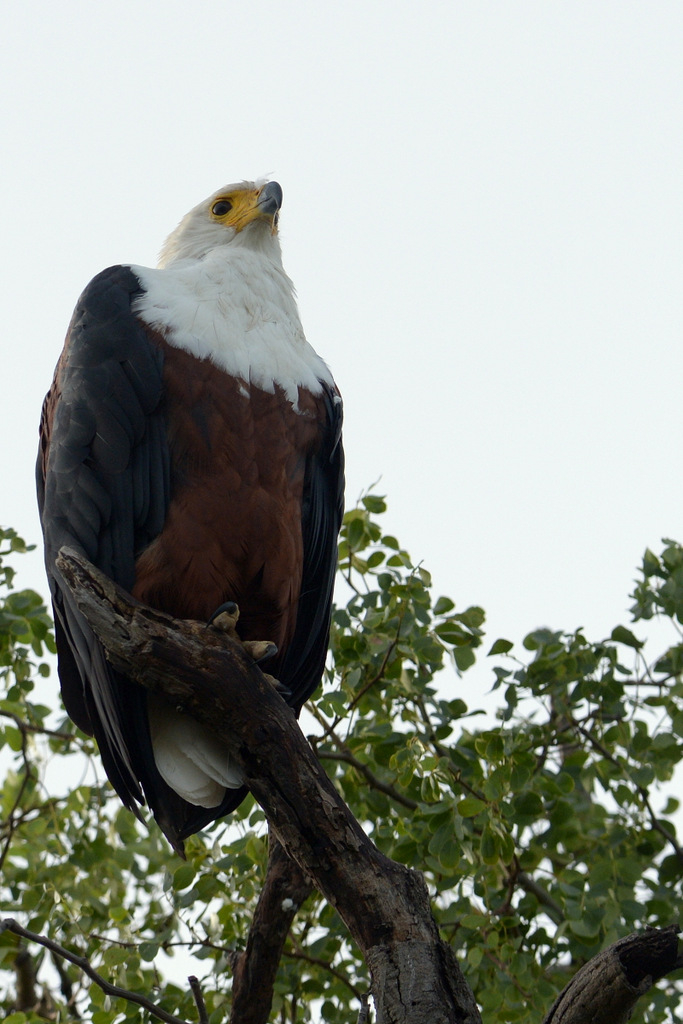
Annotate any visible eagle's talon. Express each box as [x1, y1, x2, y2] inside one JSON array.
[[261, 672, 291, 699], [242, 639, 278, 663], [207, 601, 239, 631], [208, 603, 279, 670]]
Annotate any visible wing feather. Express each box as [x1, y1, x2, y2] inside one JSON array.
[[38, 264, 170, 814], [278, 383, 344, 710]]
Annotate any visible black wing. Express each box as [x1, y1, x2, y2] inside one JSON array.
[[278, 382, 345, 711], [37, 264, 179, 830]]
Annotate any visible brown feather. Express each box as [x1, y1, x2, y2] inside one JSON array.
[[132, 331, 328, 663]]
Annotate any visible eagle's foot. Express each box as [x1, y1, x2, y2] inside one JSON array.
[[207, 602, 288, 697], [207, 601, 240, 638], [240, 638, 278, 663]]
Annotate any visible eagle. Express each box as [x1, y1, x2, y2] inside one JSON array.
[[37, 180, 344, 854]]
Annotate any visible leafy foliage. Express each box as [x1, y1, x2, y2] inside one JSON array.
[[1, 510, 683, 1021]]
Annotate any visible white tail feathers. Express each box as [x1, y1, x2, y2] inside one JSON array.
[[147, 695, 243, 807]]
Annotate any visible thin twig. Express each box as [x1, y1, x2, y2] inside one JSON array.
[[346, 623, 405, 715], [0, 726, 34, 872], [310, 718, 418, 812], [516, 871, 564, 925], [283, 948, 363, 999], [0, 919, 191, 1024], [316, 749, 418, 809], [0, 709, 78, 742], [188, 976, 208, 1024], [319, 603, 407, 740], [88, 933, 138, 950], [572, 720, 683, 861], [415, 697, 487, 802], [482, 948, 533, 1000]]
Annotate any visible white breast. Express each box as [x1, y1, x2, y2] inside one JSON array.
[[131, 248, 334, 406]]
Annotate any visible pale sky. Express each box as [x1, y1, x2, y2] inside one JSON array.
[[3, 2, 683, 705]]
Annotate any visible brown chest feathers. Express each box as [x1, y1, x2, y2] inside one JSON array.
[[131, 337, 328, 660]]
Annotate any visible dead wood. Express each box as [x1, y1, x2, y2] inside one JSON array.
[[542, 925, 683, 1024], [56, 546, 481, 1024], [55, 547, 683, 1024]]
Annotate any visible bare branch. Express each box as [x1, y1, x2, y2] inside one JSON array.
[[310, 712, 419, 811], [0, 709, 79, 743], [0, 919, 192, 1024], [515, 872, 564, 926], [56, 545, 482, 1024], [188, 976, 208, 1024], [229, 830, 314, 1024], [542, 926, 683, 1024], [356, 992, 370, 1024], [51, 952, 82, 1019], [12, 948, 38, 1012]]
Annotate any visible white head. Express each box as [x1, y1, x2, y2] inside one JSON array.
[[157, 180, 283, 268]]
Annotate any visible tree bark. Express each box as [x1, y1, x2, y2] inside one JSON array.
[[542, 925, 682, 1024], [56, 548, 683, 1024], [229, 831, 314, 1024], [56, 547, 482, 1024], [13, 948, 38, 1012]]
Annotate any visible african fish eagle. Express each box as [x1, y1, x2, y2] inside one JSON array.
[[37, 180, 344, 853]]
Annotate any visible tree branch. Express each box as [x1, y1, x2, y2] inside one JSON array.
[[310, 711, 419, 811], [12, 948, 38, 1012], [53, 547, 683, 1024], [188, 976, 208, 1024], [542, 926, 683, 1024], [0, 919, 192, 1024], [0, 719, 35, 873], [229, 829, 314, 1024], [56, 545, 482, 1024], [515, 871, 564, 926]]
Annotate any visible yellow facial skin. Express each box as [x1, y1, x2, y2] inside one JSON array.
[[210, 187, 277, 233]]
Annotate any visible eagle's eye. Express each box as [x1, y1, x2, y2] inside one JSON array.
[[212, 200, 233, 217]]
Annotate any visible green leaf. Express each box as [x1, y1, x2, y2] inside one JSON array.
[[480, 826, 499, 865], [488, 638, 514, 656], [568, 916, 602, 940], [362, 494, 387, 514], [454, 647, 476, 672], [172, 863, 196, 891], [513, 791, 544, 817], [458, 796, 487, 817], [101, 946, 129, 967], [468, 946, 483, 967], [610, 625, 644, 650]]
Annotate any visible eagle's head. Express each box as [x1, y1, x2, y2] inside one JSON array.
[[158, 179, 283, 268]]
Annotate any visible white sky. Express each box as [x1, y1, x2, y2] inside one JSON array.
[[2, 2, 683, 706]]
